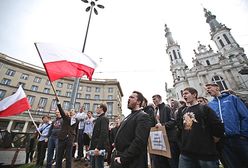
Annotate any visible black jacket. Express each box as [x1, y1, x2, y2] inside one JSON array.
[[114, 110, 151, 168], [57, 103, 78, 142], [156, 102, 177, 141], [90, 113, 109, 150]]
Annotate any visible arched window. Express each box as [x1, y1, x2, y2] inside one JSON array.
[[173, 50, 177, 59], [223, 34, 231, 44], [177, 50, 181, 59], [206, 60, 210, 65], [212, 75, 228, 91], [217, 36, 225, 47]]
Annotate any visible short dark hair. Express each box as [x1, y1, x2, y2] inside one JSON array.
[[42, 115, 51, 120], [87, 111, 93, 114], [99, 103, 107, 113], [183, 87, 198, 98], [133, 91, 144, 107], [152, 94, 162, 100]]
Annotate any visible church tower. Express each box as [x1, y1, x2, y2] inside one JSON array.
[[164, 24, 189, 98], [204, 8, 247, 63]]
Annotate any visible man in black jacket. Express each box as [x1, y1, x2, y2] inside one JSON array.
[[178, 87, 224, 168], [152, 94, 179, 168], [55, 98, 78, 168], [89, 103, 109, 168], [110, 91, 151, 168]]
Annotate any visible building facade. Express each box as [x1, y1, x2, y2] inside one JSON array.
[[165, 8, 248, 101], [0, 53, 123, 132]]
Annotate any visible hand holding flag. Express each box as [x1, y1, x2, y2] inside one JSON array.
[[0, 85, 31, 117]]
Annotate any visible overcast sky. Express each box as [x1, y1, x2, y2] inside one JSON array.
[[0, 0, 248, 115]]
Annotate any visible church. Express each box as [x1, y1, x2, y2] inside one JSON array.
[[165, 8, 248, 102]]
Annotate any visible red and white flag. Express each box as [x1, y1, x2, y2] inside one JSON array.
[[0, 85, 31, 117], [35, 42, 97, 81]]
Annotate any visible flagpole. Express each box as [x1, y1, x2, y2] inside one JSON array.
[[69, 0, 104, 110], [34, 43, 59, 99], [28, 110, 41, 135]]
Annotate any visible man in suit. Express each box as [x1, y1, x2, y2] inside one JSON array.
[[110, 91, 151, 168], [89, 103, 110, 168]]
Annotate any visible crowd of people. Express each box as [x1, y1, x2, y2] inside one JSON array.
[[25, 83, 248, 168]]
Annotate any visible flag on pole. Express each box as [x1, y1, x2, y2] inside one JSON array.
[[35, 42, 97, 81], [0, 85, 31, 117]]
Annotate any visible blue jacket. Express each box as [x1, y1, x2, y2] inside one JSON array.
[[208, 93, 248, 137]]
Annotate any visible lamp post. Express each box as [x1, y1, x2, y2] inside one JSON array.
[[69, 0, 104, 110]]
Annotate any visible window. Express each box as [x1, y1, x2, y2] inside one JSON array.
[[93, 104, 100, 113], [95, 87, 100, 92], [31, 85, 38, 91], [0, 62, 3, 69], [217, 37, 225, 48], [12, 122, 25, 131], [45, 80, 51, 86], [173, 50, 177, 59], [77, 93, 81, 98], [6, 69, 16, 76], [1, 78, 11, 85], [79, 85, 83, 91], [20, 73, 29, 80], [66, 92, 72, 97], [84, 103, 90, 112], [34, 76, 42, 83], [206, 60, 210, 66], [107, 102, 113, 117], [0, 120, 8, 130], [86, 86, 91, 92], [85, 94, 91, 99], [223, 34, 231, 44], [50, 99, 57, 111], [56, 90, 61, 96], [57, 82, 63, 88], [38, 97, 48, 108], [212, 75, 228, 91], [75, 102, 81, 112], [27, 95, 35, 105], [67, 84, 73, 89], [94, 95, 100, 100], [108, 87, 113, 93], [43, 88, 50, 94], [108, 95, 113, 100], [0, 89, 6, 99], [63, 101, 70, 111], [17, 82, 26, 88]]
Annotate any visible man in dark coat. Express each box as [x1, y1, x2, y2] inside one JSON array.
[[110, 91, 151, 168], [89, 103, 110, 168], [152, 94, 179, 168]]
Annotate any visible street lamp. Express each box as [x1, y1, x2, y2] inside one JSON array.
[[69, 0, 104, 110]]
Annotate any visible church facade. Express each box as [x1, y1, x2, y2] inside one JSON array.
[[165, 8, 248, 101]]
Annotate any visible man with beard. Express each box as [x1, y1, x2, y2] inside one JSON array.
[[111, 91, 151, 168]]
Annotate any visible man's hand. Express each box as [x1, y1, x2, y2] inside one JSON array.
[[155, 123, 162, 128], [114, 157, 121, 164]]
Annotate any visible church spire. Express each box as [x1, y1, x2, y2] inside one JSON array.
[[164, 24, 176, 46], [204, 8, 222, 33]]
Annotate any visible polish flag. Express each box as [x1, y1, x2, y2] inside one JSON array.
[[35, 42, 97, 81], [0, 85, 31, 117]]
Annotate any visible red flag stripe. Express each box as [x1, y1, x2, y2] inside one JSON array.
[[0, 97, 31, 117]]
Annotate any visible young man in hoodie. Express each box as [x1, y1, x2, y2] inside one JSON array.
[[206, 83, 248, 168]]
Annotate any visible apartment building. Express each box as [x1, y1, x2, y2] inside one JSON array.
[[0, 53, 123, 133]]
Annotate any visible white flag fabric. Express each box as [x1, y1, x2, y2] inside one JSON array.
[[0, 85, 31, 117], [35, 42, 97, 81]]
